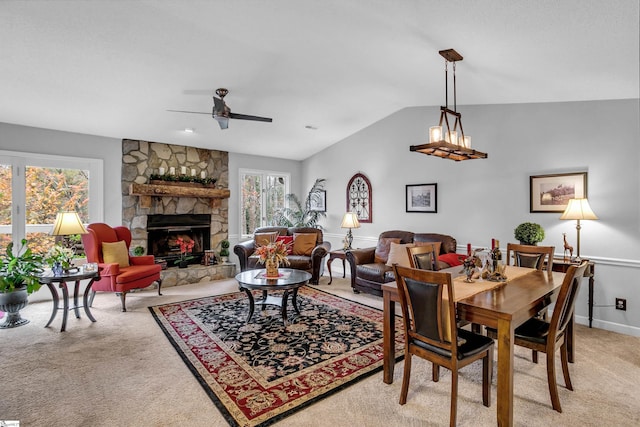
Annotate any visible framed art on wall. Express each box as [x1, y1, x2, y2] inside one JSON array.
[[406, 183, 437, 213], [530, 172, 587, 213], [347, 173, 372, 223], [309, 190, 326, 212]]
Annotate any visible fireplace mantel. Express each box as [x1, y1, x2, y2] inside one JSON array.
[[129, 182, 231, 208]]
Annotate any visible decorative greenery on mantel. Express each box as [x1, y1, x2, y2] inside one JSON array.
[[149, 173, 217, 187]]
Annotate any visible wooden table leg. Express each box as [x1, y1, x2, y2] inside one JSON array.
[[327, 256, 334, 285], [496, 317, 515, 427], [383, 290, 396, 384]]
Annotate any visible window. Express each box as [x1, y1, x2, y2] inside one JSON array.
[[239, 169, 289, 236], [0, 151, 103, 255]]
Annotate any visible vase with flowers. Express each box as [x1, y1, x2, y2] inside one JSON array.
[[255, 240, 290, 278], [174, 237, 195, 268]]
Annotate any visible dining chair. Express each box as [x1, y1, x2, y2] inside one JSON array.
[[486, 261, 588, 412], [506, 243, 555, 277], [406, 244, 438, 270], [392, 265, 494, 426]]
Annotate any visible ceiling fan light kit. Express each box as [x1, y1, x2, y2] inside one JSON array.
[[410, 48, 487, 161], [168, 88, 273, 130]]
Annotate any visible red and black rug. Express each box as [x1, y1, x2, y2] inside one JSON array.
[[149, 286, 404, 427]]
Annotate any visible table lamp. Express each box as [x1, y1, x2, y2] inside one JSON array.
[[559, 198, 598, 262], [50, 211, 88, 247], [341, 212, 360, 250]]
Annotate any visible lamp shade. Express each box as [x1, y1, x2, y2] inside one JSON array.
[[341, 212, 360, 229], [50, 212, 88, 236], [559, 198, 599, 221]]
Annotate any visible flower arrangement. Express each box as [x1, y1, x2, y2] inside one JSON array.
[[45, 245, 75, 271], [255, 240, 291, 267], [174, 237, 195, 265]]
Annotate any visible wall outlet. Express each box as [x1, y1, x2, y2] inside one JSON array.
[[615, 298, 627, 311]]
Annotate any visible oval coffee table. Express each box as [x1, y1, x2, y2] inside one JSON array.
[[235, 268, 312, 325]]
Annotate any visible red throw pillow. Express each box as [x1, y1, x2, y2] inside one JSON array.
[[276, 235, 294, 254], [438, 252, 464, 267]]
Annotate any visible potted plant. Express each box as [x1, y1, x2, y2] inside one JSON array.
[[273, 178, 327, 228], [133, 246, 145, 256], [514, 222, 545, 245], [0, 239, 45, 328], [219, 240, 230, 263], [45, 244, 75, 275]]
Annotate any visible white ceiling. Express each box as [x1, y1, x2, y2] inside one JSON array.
[[1, 0, 638, 160]]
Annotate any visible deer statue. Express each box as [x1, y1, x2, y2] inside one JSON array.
[[563, 233, 574, 261]]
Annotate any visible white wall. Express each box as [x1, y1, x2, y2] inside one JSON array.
[[303, 99, 640, 336]]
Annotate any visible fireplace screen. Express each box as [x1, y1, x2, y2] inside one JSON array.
[[147, 214, 211, 265]]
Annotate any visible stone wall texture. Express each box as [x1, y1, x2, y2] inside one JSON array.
[[121, 139, 233, 285]]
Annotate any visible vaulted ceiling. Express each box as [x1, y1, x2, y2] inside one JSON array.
[[1, 1, 638, 160]]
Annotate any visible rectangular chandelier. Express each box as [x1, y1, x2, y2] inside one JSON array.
[[410, 49, 487, 161]]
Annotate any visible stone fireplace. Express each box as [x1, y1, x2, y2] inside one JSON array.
[[121, 140, 234, 286]]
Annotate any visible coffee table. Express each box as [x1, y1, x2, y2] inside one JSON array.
[[235, 268, 312, 324]]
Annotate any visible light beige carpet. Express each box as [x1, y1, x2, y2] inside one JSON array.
[[1, 275, 639, 426]]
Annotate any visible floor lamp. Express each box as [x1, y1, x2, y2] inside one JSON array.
[[341, 212, 360, 250], [559, 198, 598, 262]]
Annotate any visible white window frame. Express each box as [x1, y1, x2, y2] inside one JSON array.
[[239, 168, 290, 239], [0, 150, 103, 246]]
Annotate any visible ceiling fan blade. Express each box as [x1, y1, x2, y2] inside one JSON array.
[[213, 96, 225, 115], [229, 112, 273, 122], [166, 109, 211, 115], [214, 116, 229, 130]]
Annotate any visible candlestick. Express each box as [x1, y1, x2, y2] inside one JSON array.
[[169, 167, 175, 175], [200, 171, 206, 179], [467, 243, 471, 256], [181, 166, 187, 175], [159, 167, 165, 175], [191, 168, 196, 176], [491, 239, 495, 250]]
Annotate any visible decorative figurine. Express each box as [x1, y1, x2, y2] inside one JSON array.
[[563, 233, 574, 261]]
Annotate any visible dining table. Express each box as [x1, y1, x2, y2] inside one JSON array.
[[382, 265, 570, 427]]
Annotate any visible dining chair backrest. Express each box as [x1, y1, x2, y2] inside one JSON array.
[[393, 265, 456, 351], [406, 244, 438, 271], [550, 261, 589, 337], [507, 243, 555, 277]]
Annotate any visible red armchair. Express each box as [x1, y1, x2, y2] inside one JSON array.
[[81, 223, 162, 312]]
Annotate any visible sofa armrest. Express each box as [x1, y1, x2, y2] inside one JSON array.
[[233, 240, 256, 271], [345, 247, 376, 286], [98, 262, 120, 276]]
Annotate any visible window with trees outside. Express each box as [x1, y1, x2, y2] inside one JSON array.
[[0, 151, 103, 257], [240, 169, 289, 237]]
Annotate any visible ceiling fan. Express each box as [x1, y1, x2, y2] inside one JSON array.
[[168, 88, 273, 129]]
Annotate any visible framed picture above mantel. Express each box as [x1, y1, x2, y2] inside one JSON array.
[[530, 172, 587, 213]]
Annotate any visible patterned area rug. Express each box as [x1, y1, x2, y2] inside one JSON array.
[[149, 286, 404, 427]]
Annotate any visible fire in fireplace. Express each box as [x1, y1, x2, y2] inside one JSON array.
[[147, 214, 211, 266]]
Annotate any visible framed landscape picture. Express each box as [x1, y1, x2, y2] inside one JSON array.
[[309, 190, 326, 212], [406, 183, 437, 213], [530, 172, 587, 213]]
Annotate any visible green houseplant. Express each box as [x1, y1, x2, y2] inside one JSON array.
[[274, 178, 327, 228], [0, 239, 45, 328], [219, 240, 230, 262], [514, 222, 545, 245]]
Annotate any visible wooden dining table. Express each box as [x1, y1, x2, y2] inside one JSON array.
[[382, 265, 570, 427]]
